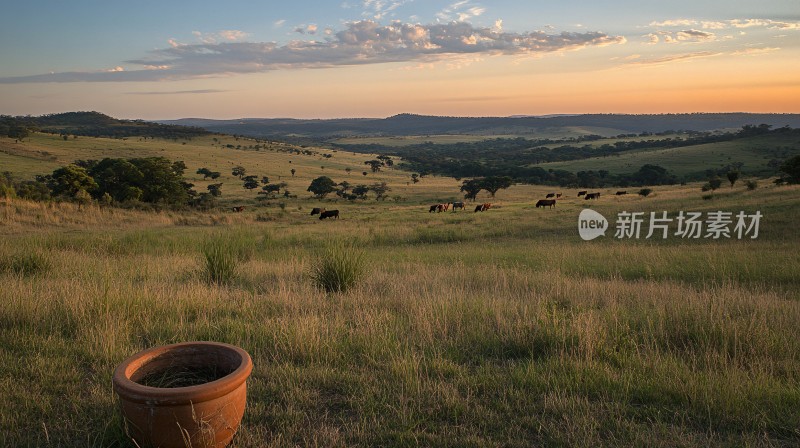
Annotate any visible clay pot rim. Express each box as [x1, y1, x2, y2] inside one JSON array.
[[112, 341, 253, 405]]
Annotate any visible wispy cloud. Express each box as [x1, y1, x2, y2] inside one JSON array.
[[436, 1, 484, 23], [191, 30, 249, 44], [627, 51, 722, 66], [649, 18, 800, 31], [731, 47, 780, 56], [361, 0, 410, 20], [0, 20, 626, 83], [126, 89, 228, 95]]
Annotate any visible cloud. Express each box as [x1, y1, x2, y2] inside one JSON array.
[[436, 1, 484, 22], [731, 47, 780, 56], [361, 0, 409, 20], [627, 51, 722, 66], [649, 18, 800, 31], [675, 29, 715, 42], [0, 20, 626, 83], [192, 30, 249, 44], [649, 19, 696, 27], [126, 89, 228, 95], [274, 19, 286, 27], [294, 24, 318, 34]]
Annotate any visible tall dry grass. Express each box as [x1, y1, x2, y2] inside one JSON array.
[[1, 184, 799, 446]]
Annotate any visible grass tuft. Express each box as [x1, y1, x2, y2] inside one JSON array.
[[310, 242, 367, 293], [0, 251, 51, 276], [200, 237, 240, 285]]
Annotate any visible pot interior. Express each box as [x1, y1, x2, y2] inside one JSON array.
[[129, 345, 241, 388]]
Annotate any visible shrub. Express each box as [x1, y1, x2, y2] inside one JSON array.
[[702, 194, 714, 201], [746, 180, 758, 191], [200, 238, 239, 284], [638, 188, 653, 197], [310, 242, 366, 293], [0, 251, 51, 276]]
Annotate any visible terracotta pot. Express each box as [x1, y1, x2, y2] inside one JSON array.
[[112, 341, 253, 448]]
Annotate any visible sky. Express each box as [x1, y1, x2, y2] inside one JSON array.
[[0, 0, 798, 119]]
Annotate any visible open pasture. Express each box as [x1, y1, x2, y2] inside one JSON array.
[[1, 173, 799, 446]]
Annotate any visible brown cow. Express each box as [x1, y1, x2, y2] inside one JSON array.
[[578, 191, 587, 196], [319, 210, 339, 220], [452, 201, 465, 211], [474, 203, 491, 212], [232, 206, 245, 212], [536, 199, 556, 209], [556, 193, 562, 198], [310, 207, 325, 215]]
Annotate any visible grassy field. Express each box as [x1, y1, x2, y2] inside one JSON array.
[[534, 133, 800, 177], [1, 134, 799, 447]]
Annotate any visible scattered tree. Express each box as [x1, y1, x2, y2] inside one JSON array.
[[708, 177, 722, 191], [290, 168, 296, 177], [411, 173, 420, 184], [460, 179, 483, 202], [727, 171, 740, 188], [481, 176, 513, 198], [242, 175, 260, 190], [352, 184, 370, 199], [370, 182, 390, 201], [45, 164, 98, 198], [232, 166, 246, 179], [207, 183, 223, 197], [307, 176, 337, 198], [364, 160, 384, 173], [780, 155, 800, 184]]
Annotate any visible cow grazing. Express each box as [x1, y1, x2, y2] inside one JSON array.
[[474, 203, 491, 212], [310, 207, 325, 216], [232, 206, 245, 212], [578, 191, 587, 196], [452, 202, 465, 211], [546, 193, 556, 198], [429, 205, 438, 213], [474, 204, 484, 212], [556, 193, 562, 198], [536, 199, 556, 209], [442, 203, 450, 212], [584, 193, 600, 200], [319, 210, 339, 220], [615, 191, 627, 196]]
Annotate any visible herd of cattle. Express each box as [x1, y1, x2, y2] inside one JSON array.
[[231, 188, 625, 220]]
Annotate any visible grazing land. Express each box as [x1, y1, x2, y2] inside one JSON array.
[[1, 133, 799, 447]]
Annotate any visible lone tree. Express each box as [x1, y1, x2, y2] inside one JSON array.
[[307, 176, 337, 198], [460, 178, 483, 202], [207, 183, 223, 197], [780, 155, 800, 184], [411, 173, 420, 184], [727, 171, 740, 188], [242, 175, 260, 190], [197, 167, 213, 179], [232, 166, 246, 179], [364, 160, 384, 173], [370, 182, 390, 201], [481, 176, 513, 198], [290, 168, 296, 177]]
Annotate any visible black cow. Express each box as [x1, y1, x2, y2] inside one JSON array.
[[578, 191, 587, 196], [232, 206, 245, 212], [319, 210, 339, 220], [310, 207, 325, 215], [536, 199, 556, 209], [615, 191, 627, 196], [584, 193, 600, 200], [429, 205, 438, 213], [452, 202, 465, 211], [546, 193, 556, 198]]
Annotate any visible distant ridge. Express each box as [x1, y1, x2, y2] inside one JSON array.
[[160, 113, 800, 140]]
